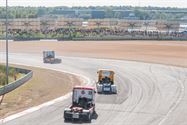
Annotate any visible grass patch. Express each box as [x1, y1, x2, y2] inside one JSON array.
[[0, 64, 82, 118], [0, 65, 24, 87]]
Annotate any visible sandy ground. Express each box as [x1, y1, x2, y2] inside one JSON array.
[[0, 65, 81, 118], [0, 40, 186, 67]]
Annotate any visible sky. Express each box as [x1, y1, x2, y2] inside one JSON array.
[[0, 0, 187, 8]]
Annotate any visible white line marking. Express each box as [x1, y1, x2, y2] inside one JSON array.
[[0, 62, 91, 124], [158, 68, 185, 125]]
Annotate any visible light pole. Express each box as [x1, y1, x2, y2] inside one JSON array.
[[0, 0, 8, 105], [5, 0, 9, 85]]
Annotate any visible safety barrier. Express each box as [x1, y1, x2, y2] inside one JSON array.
[[0, 68, 33, 95], [70, 36, 187, 41]]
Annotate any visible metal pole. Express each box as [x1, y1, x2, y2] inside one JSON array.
[[0, 0, 8, 105], [6, 0, 9, 85]]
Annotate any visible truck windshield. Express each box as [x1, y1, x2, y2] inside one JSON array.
[[47, 52, 54, 57], [78, 97, 91, 109], [102, 71, 111, 77]]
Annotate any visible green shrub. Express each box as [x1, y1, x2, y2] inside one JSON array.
[[0, 65, 17, 86], [0, 72, 6, 86]]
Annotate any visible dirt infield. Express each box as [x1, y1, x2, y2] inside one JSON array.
[[0, 40, 186, 67], [0, 65, 81, 118]]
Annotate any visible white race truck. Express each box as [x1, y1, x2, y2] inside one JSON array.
[[64, 86, 96, 122]]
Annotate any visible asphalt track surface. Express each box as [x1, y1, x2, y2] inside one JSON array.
[[0, 53, 187, 125]]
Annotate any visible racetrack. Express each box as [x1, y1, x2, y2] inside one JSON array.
[[0, 53, 187, 125]]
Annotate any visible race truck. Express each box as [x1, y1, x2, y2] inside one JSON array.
[[43, 51, 55, 63], [64, 86, 96, 122], [43, 51, 61, 64], [96, 69, 117, 94]]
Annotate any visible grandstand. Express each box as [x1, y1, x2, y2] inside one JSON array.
[[0, 18, 186, 40]]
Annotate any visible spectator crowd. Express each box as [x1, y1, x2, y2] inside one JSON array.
[[2, 27, 187, 40]]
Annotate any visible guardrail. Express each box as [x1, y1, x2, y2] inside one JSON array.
[[57, 36, 187, 41], [0, 68, 33, 95]]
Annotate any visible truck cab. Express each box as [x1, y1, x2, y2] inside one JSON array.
[[43, 51, 55, 63], [97, 69, 117, 94], [64, 86, 96, 122]]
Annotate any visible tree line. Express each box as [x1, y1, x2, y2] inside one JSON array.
[[0, 6, 186, 21]]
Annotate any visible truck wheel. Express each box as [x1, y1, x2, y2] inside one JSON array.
[[87, 113, 91, 123], [64, 118, 69, 122], [93, 106, 96, 114]]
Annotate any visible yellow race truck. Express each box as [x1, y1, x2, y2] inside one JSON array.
[[96, 69, 117, 94]]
